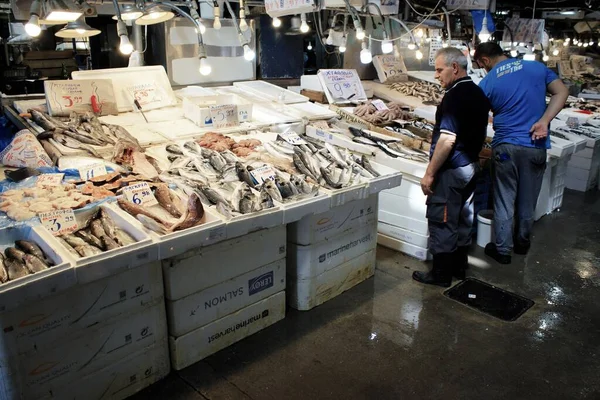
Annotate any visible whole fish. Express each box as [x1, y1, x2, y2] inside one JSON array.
[[0, 253, 8, 283], [216, 201, 234, 220], [275, 177, 294, 199], [108, 125, 142, 150], [325, 143, 348, 168], [220, 150, 239, 164], [117, 198, 173, 228], [5, 247, 26, 262], [64, 234, 92, 249], [101, 235, 120, 251], [239, 193, 256, 214], [293, 154, 317, 181], [155, 184, 182, 218], [74, 244, 103, 257], [114, 228, 136, 246], [53, 132, 101, 157], [271, 140, 295, 155], [339, 166, 351, 187], [90, 220, 107, 240], [136, 215, 168, 234], [221, 164, 239, 182], [192, 159, 220, 180], [57, 236, 80, 257], [166, 144, 184, 155], [15, 240, 52, 265], [184, 141, 203, 155], [99, 210, 118, 241], [353, 136, 378, 146], [75, 230, 104, 249], [5, 258, 28, 280], [294, 147, 318, 178], [320, 166, 343, 189], [171, 193, 205, 231], [60, 128, 104, 146], [351, 163, 374, 179], [259, 186, 274, 209], [23, 254, 48, 273], [263, 180, 283, 203], [361, 155, 380, 177], [263, 141, 293, 161], [209, 152, 227, 172], [177, 168, 210, 185], [199, 185, 230, 206], [291, 174, 313, 194], [236, 162, 256, 187], [29, 109, 58, 131]]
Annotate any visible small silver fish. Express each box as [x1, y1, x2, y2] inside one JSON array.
[[136, 215, 168, 235]]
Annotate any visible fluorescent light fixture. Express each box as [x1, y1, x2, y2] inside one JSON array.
[[46, 10, 82, 22], [561, 10, 576, 15], [381, 39, 393, 54]]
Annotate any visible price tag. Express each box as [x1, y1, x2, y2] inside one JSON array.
[[127, 83, 163, 108], [566, 117, 580, 128], [78, 163, 108, 181], [209, 104, 239, 129], [39, 209, 78, 236], [372, 100, 389, 111], [250, 165, 277, 184], [325, 82, 358, 101], [123, 182, 158, 206], [36, 173, 65, 187], [279, 132, 307, 145], [318, 70, 367, 104], [44, 79, 118, 116], [314, 129, 334, 143]]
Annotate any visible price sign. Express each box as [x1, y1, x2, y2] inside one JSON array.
[[318, 69, 367, 104], [372, 100, 389, 111], [126, 83, 164, 109], [123, 182, 158, 206], [279, 132, 307, 145], [36, 173, 64, 187], [209, 104, 239, 129], [373, 55, 408, 84], [250, 165, 277, 184], [44, 79, 118, 117], [39, 209, 78, 236], [78, 163, 108, 181]]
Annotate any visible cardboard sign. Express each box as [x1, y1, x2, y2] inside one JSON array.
[[36, 173, 64, 187], [125, 83, 165, 110], [373, 55, 408, 84], [122, 182, 159, 206], [209, 104, 239, 129], [279, 132, 307, 145], [317, 69, 367, 105], [44, 79, 118, 116], [250, 165, 277, 184], [39, 209, 78, 236], [78, 163, 108, 181]]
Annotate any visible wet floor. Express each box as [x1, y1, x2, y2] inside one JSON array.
[[132, 189, 600, 400]]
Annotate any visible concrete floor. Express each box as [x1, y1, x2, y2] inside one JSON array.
[[132, 190, 600, 400]]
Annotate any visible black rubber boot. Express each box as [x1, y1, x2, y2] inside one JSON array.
[[452, 246, 469, 280], [484, 243, 512, 264], [412, 253, 453, 288], [513, 240, 531, 255]]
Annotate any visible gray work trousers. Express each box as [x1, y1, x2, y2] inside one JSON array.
[[492, 143, 547, 255], [427, 163, 478, 256]]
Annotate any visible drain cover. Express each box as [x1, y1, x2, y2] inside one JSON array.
[[444, 278, 534, 321]]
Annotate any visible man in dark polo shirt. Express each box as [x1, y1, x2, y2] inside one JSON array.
[[413, 47, 491, 287]]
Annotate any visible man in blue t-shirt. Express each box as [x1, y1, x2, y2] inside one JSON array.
[[474, 42, 568, 264]]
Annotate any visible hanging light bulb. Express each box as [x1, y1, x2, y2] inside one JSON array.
[[563, 41, 569, 47], [307, 42, 313, 50], [578, 42, 583, 47], [360, 41, 372, 64], [300, 13, 309, 33], [199, 57, 211, 75], [415, 49, 423, 60], [415, 28, 424, 38], [408, 42, 416, 50], [356, 27, 365, 40], [442, 41, 449, 48], [243, 44, 255, 61], [339, 35, 347, 53], [510, 49, 518, 57], [25, 15, 41, 37], [552, 48, 559, 56], [523, 47, 535, 61], [573, 39, 578, 44], [352, 14, 364, 40], [542, 51, 549, 62], [565, 37, 571, 42], [272, 17, 281, 28], [326, 28, 334, 45], [590, 41, 595, 46], [381, 32, 393, 54], [117, 20, 133, 55], [213, 4, 222, 30], [470, 49, 475, 56], [479, 17, 491, 42], [239, 6, 248, 31]]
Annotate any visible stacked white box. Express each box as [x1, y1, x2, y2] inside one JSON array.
[[164, 226, 287, 370], [287, 196, 379, 311], [565, 130, 600, 192], [0, 262, 168, 400]]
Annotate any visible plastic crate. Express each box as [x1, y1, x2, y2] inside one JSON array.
[[549, 154, 571, 212]]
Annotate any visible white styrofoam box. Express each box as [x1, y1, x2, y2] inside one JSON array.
[[300, 75, 323, 91], [73, 66, 177, 113], [280, 192, 331, 225], [0, 226, 75, 314], [287, 195, 378, 245], [53, 204, 158, 284], [412, 105, 436, 123], [106, 203, 226, 261], [535, 159, 553, 221], [379, 189, 427, 221], [167, 258, 285, 337], [377, 233, 432, 261], [39, 341, 170, 400], [233, 81, 309, 104], [169, 291, 285, 370], [225, 204, 283, 240], [288, 249, 376, 311], [287, 102, 338, 121], [374, 152, 428, 179], [550, 156, 570, 211], [554, 130, 588, 153], [567, 164, 599, 182], [381, 173, 427, 200], [305, 125, 378, 156], [183, 95, 253, 127], [366, 161, 403, 196], [1, 302, 166, 399], [548, 135, 575, 158], [555, 108, 595, 124], [377, 222, 429, 248], [378, 209, 428, 236], [568, 154, 600, 170], [163, 226, 286, 301], [322, 183, 369, 208], [0, 262, 163, 355], [287, 222, 377, 280], [565, 176, 594, 192]]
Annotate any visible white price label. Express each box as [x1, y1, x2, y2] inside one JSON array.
[[127, 84, 163, 107], [372, 100, 389, 111], [209, 104, 239, 129], [79, 163, 108, 181], [36, 173, 64, 187], [326, 82, 358, 101], [279, 132, 307, 145], [250, 165, 277, 184], [39, 209, 78, 236], [123, 182, 158, 206]]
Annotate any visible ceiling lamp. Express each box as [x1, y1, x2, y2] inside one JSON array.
[[360, 40, 372, 64], [300, 13, 309, 33], [381, 31, 393, 54], [479, 18, 491, 42], [44, 0, 83, 22], [272, 17, 281, 28], [55, 16, 100, 38], [415, 49, 423, 60], [112, 5, 143, 21], [25, 0, 42, 37], [339, 35, 347, 53], [135, 4, 175, 25]]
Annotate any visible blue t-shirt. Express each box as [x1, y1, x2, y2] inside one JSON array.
[[478, 59, 559, 149]]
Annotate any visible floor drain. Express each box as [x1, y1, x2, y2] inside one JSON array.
[[444, 278, 534, 321]]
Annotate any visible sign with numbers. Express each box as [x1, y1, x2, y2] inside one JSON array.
[[317, 69, 367, 105], [78, 163, 108, 181], [372, 100, 389, 111], [39, 209, 78, 236], [209, 104, 239, 129], [36, 173, 64, 187], [123, 182, 158, 206], [126, 83, 165, 111], [429, 40, 444, 66], [373, 55, 408, 83], [279, 132, 307, 145], [250, 165, 277, 184], [44, 79, 117, 117]]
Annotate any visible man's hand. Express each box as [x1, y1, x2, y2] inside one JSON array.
[[530, 120, 549, 141], [421, 173, 435, 196]]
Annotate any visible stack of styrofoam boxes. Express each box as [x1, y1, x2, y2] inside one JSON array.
[[566, 136, 600, 192], [287, 195, 378, 311], [377, 173, 430, 261], [0, 262, 169, 400], [535, 155, 557, 221], [164, 226, 287, 371]]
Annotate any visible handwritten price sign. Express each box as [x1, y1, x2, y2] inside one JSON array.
[[78, 163, 107, 181], [123, 182, 158, 206], [36, 173, 64, 187], [250, 165, 277, 184], [279, 132, 307, 145], [127, 84, 163, 108], [39, 209, 78, 236], [209, 104, 239, 129]]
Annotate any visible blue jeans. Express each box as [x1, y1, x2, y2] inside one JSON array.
[[492, 143, 547, 255]]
